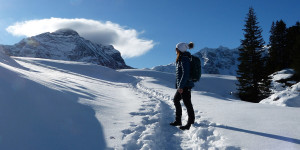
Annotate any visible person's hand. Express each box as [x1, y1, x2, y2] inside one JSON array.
[[178, 88, 183, 94]]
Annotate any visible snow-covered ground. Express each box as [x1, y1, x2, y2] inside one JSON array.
[[1, 51, 300, 150], [260, 69, 300, 107]]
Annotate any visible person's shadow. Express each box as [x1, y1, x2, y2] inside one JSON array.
[[205, 124, 300, 145]]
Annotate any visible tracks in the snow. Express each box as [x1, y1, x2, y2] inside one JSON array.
[[121, 79, 181, 149], [122, 77, 240, 150]]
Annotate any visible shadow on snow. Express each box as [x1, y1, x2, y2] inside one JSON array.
[[0, 65, 107, 150]]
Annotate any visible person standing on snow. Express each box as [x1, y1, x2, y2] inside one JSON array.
[[170, 42, 195, 130]]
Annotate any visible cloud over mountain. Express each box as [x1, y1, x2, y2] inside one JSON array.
[[6, 17, 154, 58]]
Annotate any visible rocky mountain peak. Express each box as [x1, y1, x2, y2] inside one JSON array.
[[1, 29, 131, 69], [52, 28, 80, 36]]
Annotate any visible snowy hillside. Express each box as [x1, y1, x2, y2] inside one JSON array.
[[152, 46, 240, 76], [1, 51, 300, 150], [260, 69, 300, 107], [0, 29, 130, 69]]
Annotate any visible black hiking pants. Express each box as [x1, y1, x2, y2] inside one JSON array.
[[173, 88, 195, 124]]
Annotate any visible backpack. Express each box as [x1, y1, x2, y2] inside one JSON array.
[[189, 55, 201, 82]]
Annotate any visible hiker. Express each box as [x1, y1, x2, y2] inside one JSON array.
[[170, 42, 195, 130]]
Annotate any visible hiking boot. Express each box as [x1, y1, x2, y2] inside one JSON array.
[[170, 120, 182, 126], [179, 123, 191, 130]]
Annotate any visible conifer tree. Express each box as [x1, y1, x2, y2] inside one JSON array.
[[236, 7, 271, 102], [287, 22, 300, 80], [268, 20, 288, 73]]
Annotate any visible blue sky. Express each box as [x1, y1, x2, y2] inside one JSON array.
[[0, 0, 300, 68]]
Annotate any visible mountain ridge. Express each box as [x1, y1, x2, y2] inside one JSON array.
[[152, 46, 240, 75], [0, 29, 131, 69]]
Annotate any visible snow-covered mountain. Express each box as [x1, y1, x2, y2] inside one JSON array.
[[152, 46, 240, 75], [0, 29, 130, 69], [194, 46, 240, 75]]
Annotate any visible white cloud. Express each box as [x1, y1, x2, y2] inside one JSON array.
[[6, 17, 154, 58]]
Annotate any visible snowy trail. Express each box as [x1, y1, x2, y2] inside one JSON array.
[[120, 70, 241, 150], [122, 77, 181, 149]]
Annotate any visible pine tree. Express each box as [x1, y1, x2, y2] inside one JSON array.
[[287, 22, 300, 80], [292, 38, 300, 80], [236, 7, 271, 103], [268, 20, 288, 73], [266, 21, 277, 75]]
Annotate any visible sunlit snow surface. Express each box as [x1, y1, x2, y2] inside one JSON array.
[[260, 69, 300, 107], [1, 51, 300, 150]]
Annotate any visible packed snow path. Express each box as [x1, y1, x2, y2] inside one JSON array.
[[0, 56, 300, 150], [120, 70, 240, 150]]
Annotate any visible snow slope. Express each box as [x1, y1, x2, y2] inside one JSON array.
[[260, 69, 300, 107], [1, 51, 300, 150]]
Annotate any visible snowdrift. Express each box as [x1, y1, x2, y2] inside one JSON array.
[[260, 69, 300, 107], [0, 48, 24, 68]]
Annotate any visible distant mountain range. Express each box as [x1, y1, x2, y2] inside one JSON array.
[[0, 29, 131, 69], [152, 46, 240, 76]]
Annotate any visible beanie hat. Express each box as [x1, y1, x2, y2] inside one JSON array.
[[176, 42, 189, 52]]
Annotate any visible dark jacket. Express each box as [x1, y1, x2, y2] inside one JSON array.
[[176, 52, 194, 89]]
